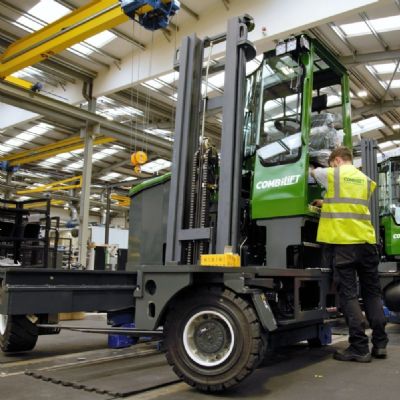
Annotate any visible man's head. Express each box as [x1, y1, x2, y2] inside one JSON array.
[[328, 146, 353, 168]]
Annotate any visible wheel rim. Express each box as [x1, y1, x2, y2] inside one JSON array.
[[0, 314, 8, 335], [183, 310, 235, 367]]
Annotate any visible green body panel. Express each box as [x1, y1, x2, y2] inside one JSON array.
[[251, 152, 308, 218], [250, 46, 314, 219], [381, 215, 400, 255]]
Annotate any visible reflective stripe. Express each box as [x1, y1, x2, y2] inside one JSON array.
[[334, 167, 340, 198], [323, 197, 369, 206], [320, 212, 371, 220]]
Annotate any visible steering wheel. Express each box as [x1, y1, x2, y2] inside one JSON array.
[[273, 117, 301, 135]]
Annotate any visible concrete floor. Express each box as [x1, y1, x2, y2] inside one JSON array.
[[1, 315, 399, 400]]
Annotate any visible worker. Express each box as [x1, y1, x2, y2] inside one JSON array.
[[311, 146, 388, 362]]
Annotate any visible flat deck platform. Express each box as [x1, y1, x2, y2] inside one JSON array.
[[1, 315, 399, 400]]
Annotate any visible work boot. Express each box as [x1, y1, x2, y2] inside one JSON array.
[[371, 347, 387, 359], [333, 347, 371, 363]]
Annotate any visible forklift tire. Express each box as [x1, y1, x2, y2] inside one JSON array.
[[0, 314, 38, 353], [164, 286, 264, 392]]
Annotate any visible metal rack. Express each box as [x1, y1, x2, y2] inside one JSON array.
[[0, 198, 53, 268]]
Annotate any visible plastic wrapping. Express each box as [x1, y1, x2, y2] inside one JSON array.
[[309, 113, 342, 167]]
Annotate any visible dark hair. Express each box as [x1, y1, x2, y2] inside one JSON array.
[[328, 146, 353, 164]]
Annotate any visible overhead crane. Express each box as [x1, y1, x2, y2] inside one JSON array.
[[0, 136, 115, 171], [0, 0, 180, 79]]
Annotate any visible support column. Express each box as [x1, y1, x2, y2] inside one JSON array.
[[78, 99, 98, 268], [105, 186, 111, 245], [5, 171, 13, 200]]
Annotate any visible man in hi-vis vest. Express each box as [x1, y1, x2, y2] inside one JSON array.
[[311, 146, 388, 362]]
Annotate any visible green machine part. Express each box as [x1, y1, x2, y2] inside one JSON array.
[[247, 36, 352, 220], [381, 215, 400, 256]]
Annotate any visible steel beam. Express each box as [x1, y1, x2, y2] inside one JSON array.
[[0, 0, 129, 77], [353, 100, 400, 117], [340, 49, 400, 65], [0, 80, 173, 157]]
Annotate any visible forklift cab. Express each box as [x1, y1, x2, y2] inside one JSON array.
[[243, 35, 353, 267]]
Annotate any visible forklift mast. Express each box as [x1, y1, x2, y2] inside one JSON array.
[[165, 15, 256, 264]]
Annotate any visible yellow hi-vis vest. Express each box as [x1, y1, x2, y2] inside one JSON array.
[[317, 164, 376, 244]]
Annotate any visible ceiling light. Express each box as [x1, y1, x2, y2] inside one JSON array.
[[392, 124, 400, 130], [357, 90, 368, 97]]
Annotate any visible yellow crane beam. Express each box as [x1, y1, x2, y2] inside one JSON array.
[[111, 193, 130, 207], [17, 176, 82, 195], [4, 75, 34, 90], [0, 136, 83, 163], [1, 136, 115, 166], [0, 0, 129, 78]]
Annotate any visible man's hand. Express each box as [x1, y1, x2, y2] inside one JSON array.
[[312, 199, 323, 208]]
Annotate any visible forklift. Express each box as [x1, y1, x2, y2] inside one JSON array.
[[1, 15, 400, 392]]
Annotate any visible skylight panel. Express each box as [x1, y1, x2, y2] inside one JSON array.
[[367, 62, 397, 75], [351, 116, 384, 136], [70, 30, 116, 55], [378, 141, 395, 150], [16, 132, 36, 141], [339, 21, 370, 37], [207, 72, 225, 88], [92, 152, 108, 161], [85, 31, 116, 48], [142, 79, 164, 90], [101, 172, 121, 181], [14, 0, 70, 32], [158, 72, 177, 84], [371, 15, 400, 33], [0, 145, 15, 155], [29, 123, 53, 135], [381, 80, 400, 89], [141, 159, 172, 173], [122, 176, 138, 182], [64, 161, 84, 170], [5, 138, 25, 147], [340, 15, 400, 37], [101, 148, 119, 155]]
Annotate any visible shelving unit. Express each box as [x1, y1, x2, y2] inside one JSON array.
[[0, 198, 54, 268]]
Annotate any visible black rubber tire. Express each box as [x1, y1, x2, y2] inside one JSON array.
[[0, 315, 38, 353], [164, 286, 264, 392]]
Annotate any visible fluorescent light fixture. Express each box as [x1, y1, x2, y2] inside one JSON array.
[[91, 207, 101, 212], [392, 124, 400, 130], [357, 90, 368, 97], [141, 158, 172, 174]]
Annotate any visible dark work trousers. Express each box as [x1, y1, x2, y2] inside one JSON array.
[[332, 243, 388, 354]]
